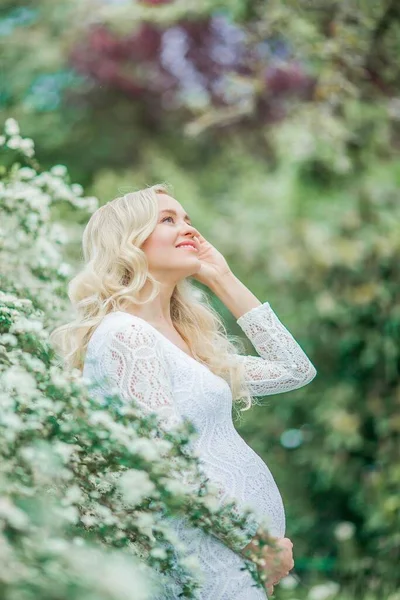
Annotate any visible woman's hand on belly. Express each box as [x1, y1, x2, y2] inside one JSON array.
[[241, 532, 294, 596], [262, 536, 294, 595]]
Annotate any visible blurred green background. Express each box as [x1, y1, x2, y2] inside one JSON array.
[[2, 1, 399, 598]]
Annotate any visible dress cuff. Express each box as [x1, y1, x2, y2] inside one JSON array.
[[236, 301, 271, 328]]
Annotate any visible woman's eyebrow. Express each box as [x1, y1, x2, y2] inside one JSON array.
[[159, 209, 192, 223]]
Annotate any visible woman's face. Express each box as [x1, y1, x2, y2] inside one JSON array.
[[141, 193, 202, 283]]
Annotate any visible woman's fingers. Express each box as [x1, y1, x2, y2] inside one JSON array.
[[266, 584, 274, 597]]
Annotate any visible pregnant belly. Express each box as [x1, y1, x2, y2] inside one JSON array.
[[240, 455, 286, 538], [198, 432, 286, 539]]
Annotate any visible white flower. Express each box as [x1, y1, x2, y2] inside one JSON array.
[[67, 549, 151, 600], [279, 574, 298, 589], [17, 167, 37, 180], [163, 477, 191, 496], [0, 498, 29, 529], [0, 412, 23, 432], [50, 165, 68, 178], [53, 441, 78, 462], [71, 183, 83, 196], [134, 511, 156, 540], [5, 118, 20, 136], [150, 547, 167, 559], [0, 333, 18, 346], [80, 513, 97, 527], [44, 538, 70, 554], [131, 437, 161, 461], [58, 262, 72, 277], [334, 521, 355, 541], [308, 581, 340, 600], [10, 317, 44, 334], [23, 354, 46, 372], [49, 369, 70, 388], [1, 365, 37, 397], [0, 135, 6, 146], [26, 190, 51, 212], [152, 437, 173, 455], [81, 196, 99, 213], [118, 469, 156, 506], [201, 493, 220, 512], [19, 138, 35, 157], [6, 136, 22, 150], [72, 537, 85, 546], [180, 553, 202, 573]]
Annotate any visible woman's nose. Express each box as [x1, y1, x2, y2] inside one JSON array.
[[182, 223, 199, 237]]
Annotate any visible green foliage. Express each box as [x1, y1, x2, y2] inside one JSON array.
[[237, 156, 400, 597]]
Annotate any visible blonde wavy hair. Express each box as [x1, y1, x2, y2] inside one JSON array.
[[50, 182, 253, 413]]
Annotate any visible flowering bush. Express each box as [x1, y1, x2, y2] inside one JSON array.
[[0, 119, 273, 599]]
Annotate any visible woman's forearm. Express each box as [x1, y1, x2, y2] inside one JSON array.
[[209, 271, 262, 320]]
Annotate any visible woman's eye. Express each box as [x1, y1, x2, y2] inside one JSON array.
[[161, 216, 194, 227]]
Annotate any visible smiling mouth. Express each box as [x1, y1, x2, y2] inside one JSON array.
[[176, 244, 198, 251]]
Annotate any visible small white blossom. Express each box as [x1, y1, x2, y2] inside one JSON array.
[[0, 333, 18, 346], [19, 138, 35, 157], [134, 511, 156, 540], [334, 521, 355, 541], [278, 573, 298, 589], [71, 183, 83, 196], [44, 538, 70, 553], [2, 365, 37, 397], [50, 165, 68, 178], [164, 477, 191, 496], [17, 167, 36, 180], [309, 581, 340, 600], [80, 513, 97, 527], [118, 469, 156, 506], [180, 553, 202, 573], [22, 354, 46, 372], [53, 441, 78, 462], [10, 317, 44, 334], [131, 437, 161, 461], [60, 505, 79, 524], [57, 262, 73, 277], [0, 498, 28, 529], [150, 547, 167, 559], [5, 118, 20, 136], [7, 136, 23, 150], [72, 537, 85, 546], [201, 494, 220, 512]]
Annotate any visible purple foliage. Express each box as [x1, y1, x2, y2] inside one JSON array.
[[68, 15, 315, 126]]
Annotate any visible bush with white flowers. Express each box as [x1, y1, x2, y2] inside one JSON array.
[[0, 119, 271, 599]]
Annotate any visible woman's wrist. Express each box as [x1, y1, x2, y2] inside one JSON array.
[[208, 271, 262, 321]]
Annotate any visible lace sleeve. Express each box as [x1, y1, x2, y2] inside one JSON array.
[[235, 301, 317, 397], [100, 318, 259, 552]]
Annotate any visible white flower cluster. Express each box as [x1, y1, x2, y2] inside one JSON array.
[[1, 118, 35, 157], [0, 118, 100, 328]]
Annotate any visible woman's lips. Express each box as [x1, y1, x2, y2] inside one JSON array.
[[176, 244, 198, 252]]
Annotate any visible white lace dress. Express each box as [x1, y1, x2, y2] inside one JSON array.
[[83, 301, 317, 599]]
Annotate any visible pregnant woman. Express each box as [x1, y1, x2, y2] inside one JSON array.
[[53, 183, 317, 599]]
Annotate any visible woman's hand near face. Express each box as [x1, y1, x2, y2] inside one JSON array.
[[191, 232, 232, 287]]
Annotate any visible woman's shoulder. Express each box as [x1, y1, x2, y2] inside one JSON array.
[[90, 311, 165, 355]]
